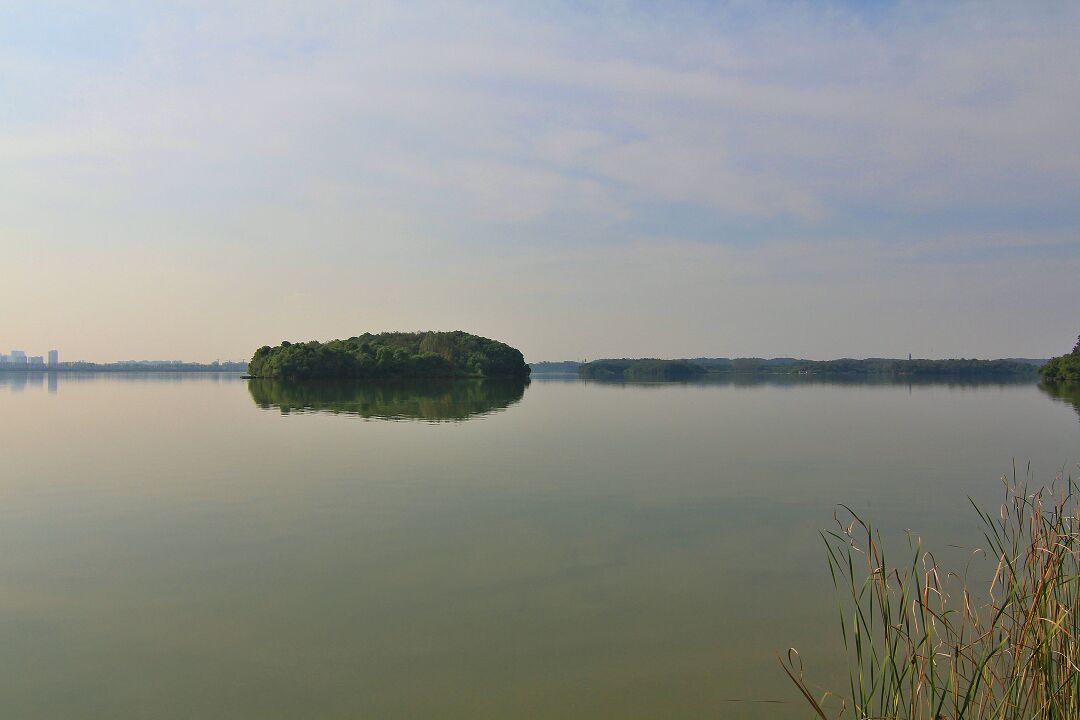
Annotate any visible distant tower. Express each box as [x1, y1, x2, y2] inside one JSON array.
[[10, 350, 26, 366], [908, 353, 912, 361], [48, 350, 59, 368]]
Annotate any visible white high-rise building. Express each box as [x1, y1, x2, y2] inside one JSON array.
[[48, 350, 59, 368]]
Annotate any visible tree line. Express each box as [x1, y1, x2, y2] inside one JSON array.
[[247, 331, 530, 380], [1040, 334, 1080, 385], [577, 357, 1041, 381]]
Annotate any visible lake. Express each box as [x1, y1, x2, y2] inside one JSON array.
[[1, 372, 1078, 718]]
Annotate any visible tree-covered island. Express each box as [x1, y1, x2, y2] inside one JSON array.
[[247, 331, 530, 380]]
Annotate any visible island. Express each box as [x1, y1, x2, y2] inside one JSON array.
[[247, 331, 530, 380], [1040, 334, 1080, 385]]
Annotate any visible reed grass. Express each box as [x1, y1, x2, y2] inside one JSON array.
[[783, 465, 1080, 719]]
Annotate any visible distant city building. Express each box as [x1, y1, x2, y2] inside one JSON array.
[[48, 350, 59, 367], [29, 356, 45, 367], [10, 350, 27, 366]]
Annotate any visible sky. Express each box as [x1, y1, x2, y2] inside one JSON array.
[[2, 1, 1078, 362]]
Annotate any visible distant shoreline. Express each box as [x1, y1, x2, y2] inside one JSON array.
[[530, 357, 1045, 381], [0, 364, 247, 373]]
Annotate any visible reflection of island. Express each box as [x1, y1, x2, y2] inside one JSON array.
[[248, 378, 529, 422], [538, 373, 1038, 390], [1040, 383, 1080, 422]]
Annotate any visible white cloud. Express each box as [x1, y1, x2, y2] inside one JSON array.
[[1, 1, 1078, 359]]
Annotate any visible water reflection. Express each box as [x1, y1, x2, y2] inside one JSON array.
[[1, 372, 1077, 719], [0, 371, 243, 395], [1040, 383, 1080, 421], [0, 372, 45, 393], [532, 372, 1039, 390], [247, 377, 529, 421]]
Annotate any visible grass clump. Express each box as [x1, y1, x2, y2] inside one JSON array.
[[783, 466, 1080, 719]]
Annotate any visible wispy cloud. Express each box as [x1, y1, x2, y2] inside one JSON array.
[[1, 2, 1077, 359]]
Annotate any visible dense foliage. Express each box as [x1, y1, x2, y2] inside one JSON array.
[[578, 359, 708, 380], [248, 331, 530, 380], [248, 377, 527, 421], [578, 357, 1038, 381], [1039, 334, 1080, 385], [528, 361, 583, 374], [794, 358, 1039, 377]]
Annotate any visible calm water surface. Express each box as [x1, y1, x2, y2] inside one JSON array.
[[1, 372, 1078, 718]]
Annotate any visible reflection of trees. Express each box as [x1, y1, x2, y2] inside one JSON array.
[[552, 374, 1039, 390], [1040, 383, 1080, 422], [248, 377, 529, 422]]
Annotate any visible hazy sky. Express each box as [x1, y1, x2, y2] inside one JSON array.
[[2, 1, 1078, 362]]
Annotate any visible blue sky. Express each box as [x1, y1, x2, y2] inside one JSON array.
[[2, 1, 1078, 361]]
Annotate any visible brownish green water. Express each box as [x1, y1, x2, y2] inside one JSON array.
[[1, 372, 1077, 718]]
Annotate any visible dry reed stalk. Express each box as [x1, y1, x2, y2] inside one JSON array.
[[783, 464, 1080, 719]]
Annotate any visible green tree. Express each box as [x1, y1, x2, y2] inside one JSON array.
[[248, 331, 529, 380]]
